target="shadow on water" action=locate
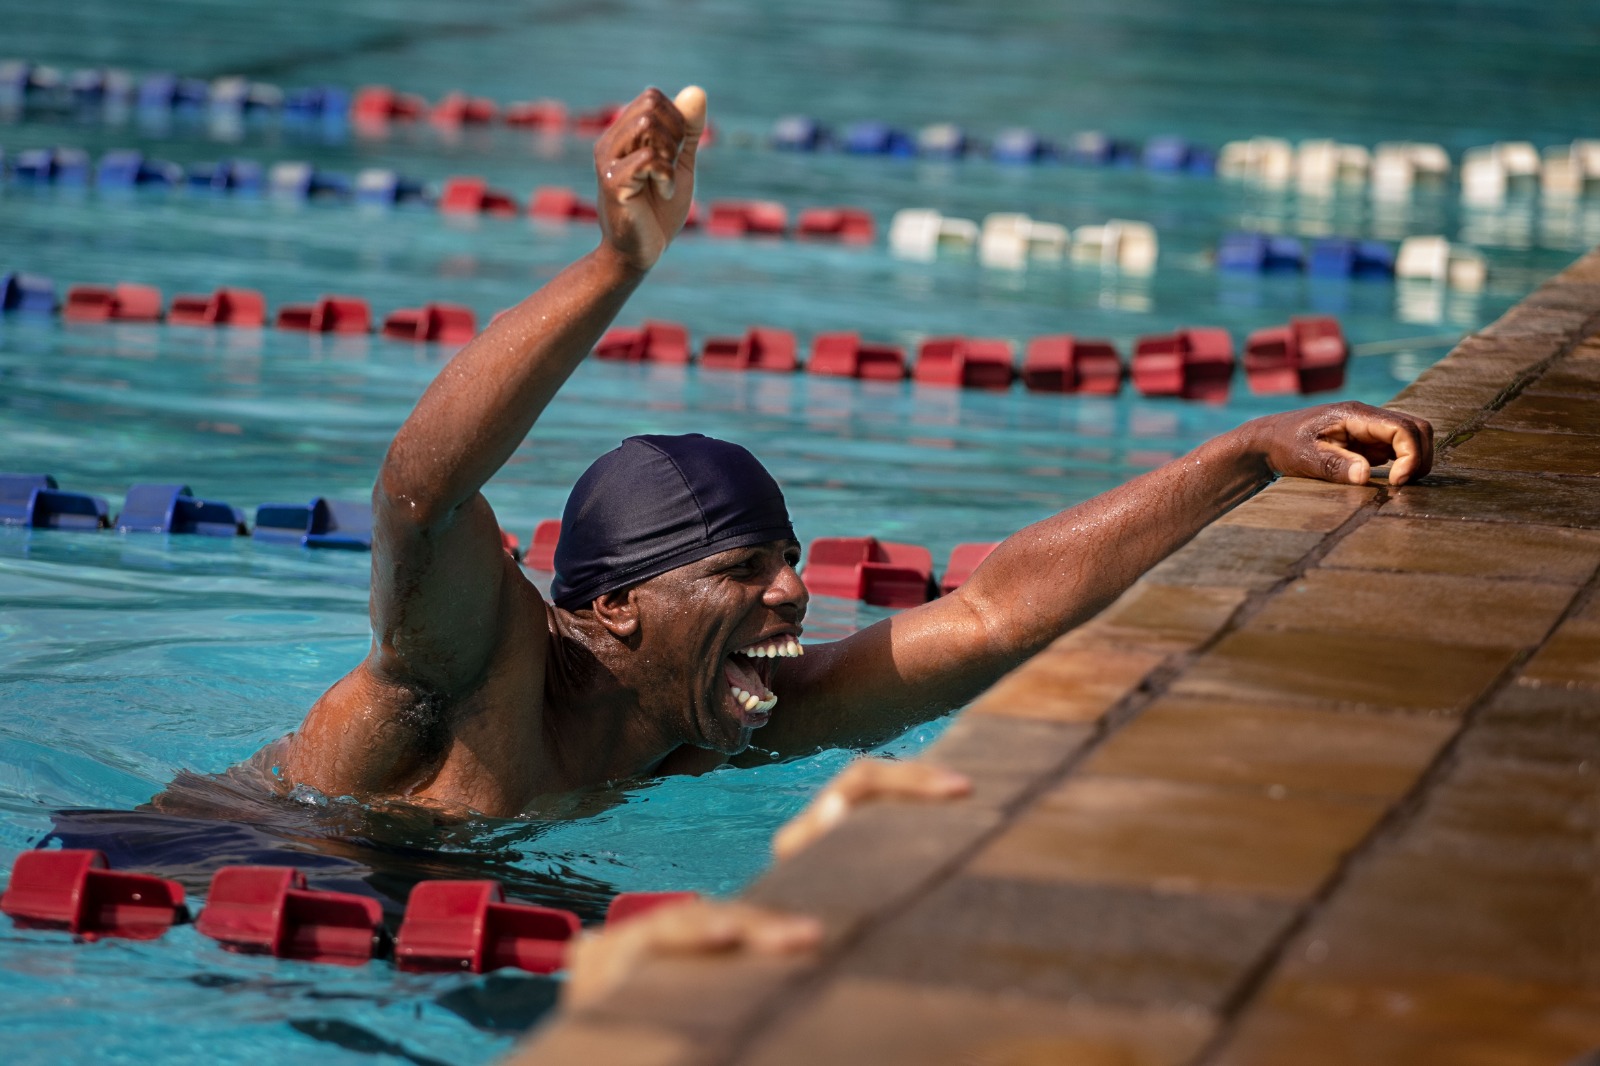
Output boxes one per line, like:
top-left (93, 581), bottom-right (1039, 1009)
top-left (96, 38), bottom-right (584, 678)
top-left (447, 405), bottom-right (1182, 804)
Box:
top-left (42, 753), bottom-right (625, 925)
top-left (36, 758), bottom-right (614, 1041)
top-left (288, 1020), bottom-right (457, 1066)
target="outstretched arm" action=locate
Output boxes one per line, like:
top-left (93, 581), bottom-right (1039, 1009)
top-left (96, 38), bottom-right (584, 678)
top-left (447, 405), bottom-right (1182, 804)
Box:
top-left (286, 87), bottom-right (706, 794)
top-left (759, 403), bottom-right (1433, 755)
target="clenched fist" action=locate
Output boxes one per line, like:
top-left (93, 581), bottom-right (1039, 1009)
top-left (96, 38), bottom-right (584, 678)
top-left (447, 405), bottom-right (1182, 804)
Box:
top-left (1248, 402), bottom-right (1435, 486)
top-left (593, 86), bottom-right (707, 273)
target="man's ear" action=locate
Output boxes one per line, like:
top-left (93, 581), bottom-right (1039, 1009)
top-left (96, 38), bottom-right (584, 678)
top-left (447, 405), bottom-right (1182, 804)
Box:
top-left (592, 587), bottom-right (640, 639)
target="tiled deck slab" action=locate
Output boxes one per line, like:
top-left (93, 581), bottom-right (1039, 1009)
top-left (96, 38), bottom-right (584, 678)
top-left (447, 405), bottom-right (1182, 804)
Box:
top-left (508, 247), bottom-right (1600, 1065)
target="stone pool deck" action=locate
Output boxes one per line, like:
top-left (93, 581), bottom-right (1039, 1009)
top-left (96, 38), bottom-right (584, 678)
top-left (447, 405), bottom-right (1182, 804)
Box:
top-left (511, 247), bottom-right (1600, 1066)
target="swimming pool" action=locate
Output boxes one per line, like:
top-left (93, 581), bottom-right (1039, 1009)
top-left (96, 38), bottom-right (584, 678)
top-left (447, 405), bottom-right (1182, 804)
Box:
top-left (2, 0), bottom-right (1596, 1062)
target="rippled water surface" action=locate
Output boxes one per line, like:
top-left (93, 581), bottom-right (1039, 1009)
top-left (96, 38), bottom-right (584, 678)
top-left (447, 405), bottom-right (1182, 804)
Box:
top-left (1, 0), bottom-right (1595, 1063)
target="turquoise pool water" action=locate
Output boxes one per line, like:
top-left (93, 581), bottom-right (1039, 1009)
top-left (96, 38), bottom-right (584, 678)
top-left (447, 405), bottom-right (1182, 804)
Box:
top-left (2, 0), bottom-right (1596, 1063)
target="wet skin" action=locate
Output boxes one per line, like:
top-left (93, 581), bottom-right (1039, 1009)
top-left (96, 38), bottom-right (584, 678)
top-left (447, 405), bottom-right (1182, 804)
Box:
top-left (280, 86), bottom-right (1435, 817)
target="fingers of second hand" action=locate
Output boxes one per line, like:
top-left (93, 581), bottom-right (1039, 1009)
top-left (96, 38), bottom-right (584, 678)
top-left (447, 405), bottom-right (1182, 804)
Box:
top-left (608, 146), bottom-right (657, 203)
top-left (653, 168), bottom-right (676, 202)
top-left (647, 141), bottom-right (678, 199)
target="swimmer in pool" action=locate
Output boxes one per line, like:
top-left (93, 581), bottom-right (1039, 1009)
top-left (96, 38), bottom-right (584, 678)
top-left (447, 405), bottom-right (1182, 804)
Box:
top-left (278, 86), bottom-right (1433, 817)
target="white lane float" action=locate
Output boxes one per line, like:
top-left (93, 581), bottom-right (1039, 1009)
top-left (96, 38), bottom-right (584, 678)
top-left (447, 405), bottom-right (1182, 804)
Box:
top-left (1396, 236), bottom-right (1487, 290)
top-left (887, 208), bottom-right (980, 260)
top-left (978, 213), bottom-right (1069, 269)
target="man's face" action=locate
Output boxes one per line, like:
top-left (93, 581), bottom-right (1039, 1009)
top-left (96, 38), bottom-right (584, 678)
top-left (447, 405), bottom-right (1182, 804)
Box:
top-left (628, 539), bottom-right (807, 754)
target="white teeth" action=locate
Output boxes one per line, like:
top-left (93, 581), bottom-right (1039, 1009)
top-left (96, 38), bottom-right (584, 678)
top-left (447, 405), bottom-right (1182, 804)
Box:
top-left (735, 637), bottom-right (803, 659)
top-left (728, 682), bottom-right (778, 714)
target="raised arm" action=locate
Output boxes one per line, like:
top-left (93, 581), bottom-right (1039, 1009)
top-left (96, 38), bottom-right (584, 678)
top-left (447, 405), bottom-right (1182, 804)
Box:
top-left (366, 87), bottom-right (705, 691)
top-left (286, 87), bottom-right (705, 793)
top-left (758, 403), bottom-right (1433, 755)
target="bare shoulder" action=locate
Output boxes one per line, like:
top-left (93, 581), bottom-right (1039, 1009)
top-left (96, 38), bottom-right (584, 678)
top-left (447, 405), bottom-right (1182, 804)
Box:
top-left (282, 665), bottom-right (439, 796)
top-left (284, 557), bottom-right (554, 802)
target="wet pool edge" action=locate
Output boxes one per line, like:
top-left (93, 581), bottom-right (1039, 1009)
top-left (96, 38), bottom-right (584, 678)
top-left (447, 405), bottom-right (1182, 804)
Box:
top-left (507, 242), bottom-right (1600, 1065)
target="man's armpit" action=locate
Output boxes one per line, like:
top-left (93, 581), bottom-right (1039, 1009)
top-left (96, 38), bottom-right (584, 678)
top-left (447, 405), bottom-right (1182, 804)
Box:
top-left (282, 666), bottom-right (448, 797)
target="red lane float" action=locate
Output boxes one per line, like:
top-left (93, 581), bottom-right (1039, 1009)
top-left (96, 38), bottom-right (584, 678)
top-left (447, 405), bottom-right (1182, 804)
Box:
top-left (169, 287), bottom-right (266, 328)
top-left (275, 295), bottom-right (372, 333)
top-left (431, 91), bottom-right (497, 126)
top-left (529, 186), bottom-right (600, 223)
top-left (573, 104), bottom-right (623, 136)
top-left (395, 880), bottom-right (579, 975)
top-left (504, 99), bottom-right (568, 131)
top-left (595, 320), bottom-right (691, 363)
top-left (1291, 316), bottom-right (1349, 393)
top-left (64, 282), bottom-right (163, 322)
top-left (808, 332), bottom-right (906, 380)
top-left (803, 536), bottom-right (936, 607)
top-left (1244, 315), bottom-right (1349, 395)
top-left (1022, 336), bottom-right (1123, 394)
top-left (605, 891), bottom-right (701, 926)
top-left (525, 519), bottom-right (561, 571)
top-left (1131, 327), bottom-right (1235, 401)
top-left (795, 207), bottom-right (875, 243)
top-left (1, 850), bottom-right (188, 940)
top-left (939, 542), bottom-right (999, 595)
top-left (381, 302), bottom-right (477, 343)
top-left (913, 337), bottom-right (1015, 389)
top-left (351, 85), bottom-right (428, 122)
top-left (195, 866), bottom-right (386, 965)
top-left (701, 327), bottom-right (798, 372)
top-left (439, 176), bottom-right (520, 216)
top-left (707, 200), bottom-right (788, 238)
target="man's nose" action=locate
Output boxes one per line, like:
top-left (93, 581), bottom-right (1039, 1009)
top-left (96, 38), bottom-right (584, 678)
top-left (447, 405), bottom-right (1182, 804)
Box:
top-left (764, 563), bottom-right (809, 618)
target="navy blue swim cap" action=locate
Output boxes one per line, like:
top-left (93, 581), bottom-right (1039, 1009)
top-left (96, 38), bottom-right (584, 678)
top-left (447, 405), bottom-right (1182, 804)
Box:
top-left (550, 434), bottom-right (795, 610)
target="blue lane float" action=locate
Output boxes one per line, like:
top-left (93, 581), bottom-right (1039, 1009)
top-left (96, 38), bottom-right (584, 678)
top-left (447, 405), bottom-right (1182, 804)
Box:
top-left (136, 72), bottom-right (210, 112)
top-left (0, 60), bottom-right (30, 102)
top-left (0, 475), bottom-right (370, 546)
top-left (67, 68), bottom-right (134, 106)
top-left (267, 160), bottom-right (352, 200)
top-left (1066, 131), bottom-right (1137, 166)
top-left (186, 158), bottom-right (266, 193)
top-left (355, 168), bottom-right (427, 206)
top-left (0, 474), bottom-right (110, 531)
top-left (283, 85), bottom-right (350, 121)
top-left (1308, 237), bottom-right (1397, 279)
top-left (0, 272), bottom-right (57, 313)
top-left (96, 150), bottom-right (184, 189)
top-left (13, 147), bottom-right (91, 185)
top-left (253, 498), bottom-right (373, 550)
top-left (1142, 136), bottom-right (1217, 174)
top-left (991, 128), bottom-right (1057, 164)
top-left (1219, 232), bottom-right (1397, 278)
top-left (1217, 232), bottom-right (1308, 273)
top-left (841, 121), bottom-right (915, 157)
top-left (771, 115), bottom-right (829, 152)
top-left (207, 77), bottom-right (283, 116)
top-left (116, 484), bottom-right (247, 536)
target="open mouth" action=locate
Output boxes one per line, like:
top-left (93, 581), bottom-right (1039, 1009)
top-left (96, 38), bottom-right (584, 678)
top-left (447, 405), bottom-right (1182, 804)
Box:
top-left (723, 634), bottom-right (803, 719)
